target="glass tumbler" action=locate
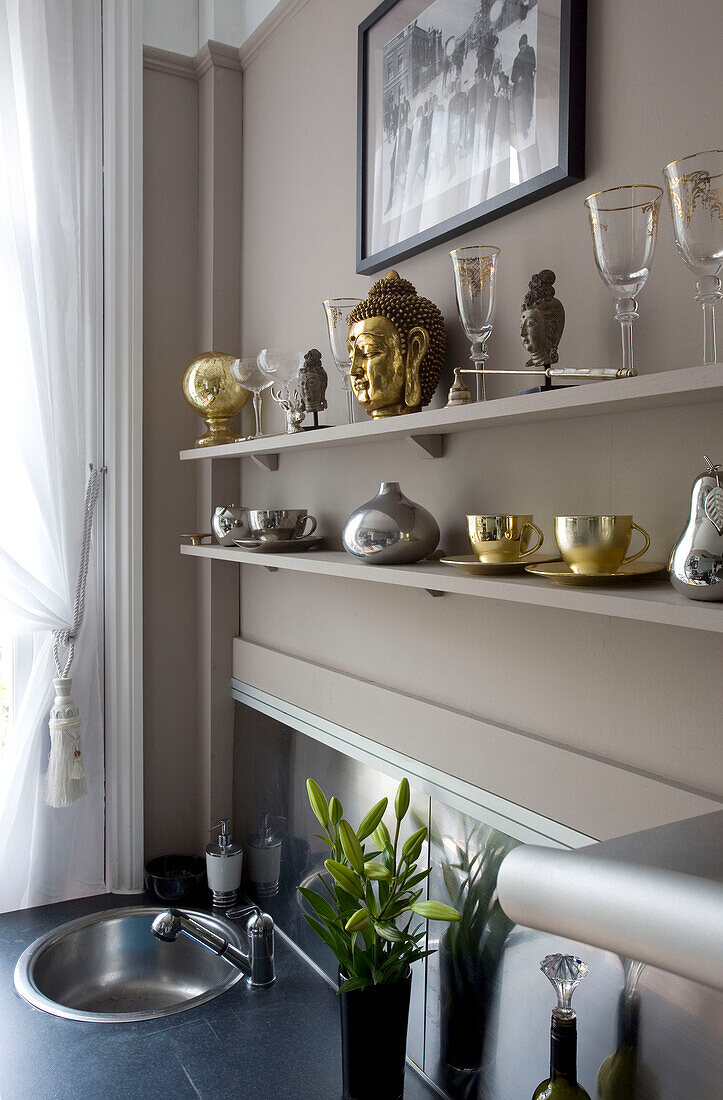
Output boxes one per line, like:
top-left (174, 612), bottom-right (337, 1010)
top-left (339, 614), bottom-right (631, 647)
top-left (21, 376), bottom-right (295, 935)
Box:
top-left (663, 150), bottom-right (723, 365)
top-left (584, 185), bottom-right (662, 376)
top-left (450, 245), bottom-right (500, 401)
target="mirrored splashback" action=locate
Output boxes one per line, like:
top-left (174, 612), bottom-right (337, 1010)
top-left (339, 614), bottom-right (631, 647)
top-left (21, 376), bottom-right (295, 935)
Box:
top-left (232, 696), bottom-right (722, 1100)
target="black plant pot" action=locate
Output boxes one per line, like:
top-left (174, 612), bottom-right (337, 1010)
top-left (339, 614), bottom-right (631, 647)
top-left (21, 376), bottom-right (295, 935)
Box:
top-left (339, 971), bottom-right (412, 1100)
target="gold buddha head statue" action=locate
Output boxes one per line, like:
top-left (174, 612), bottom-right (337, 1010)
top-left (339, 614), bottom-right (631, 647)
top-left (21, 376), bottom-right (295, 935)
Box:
top-left (346, 270), bottom-right (445, 418)
top-left (520, 269), bottom-right (565, 368)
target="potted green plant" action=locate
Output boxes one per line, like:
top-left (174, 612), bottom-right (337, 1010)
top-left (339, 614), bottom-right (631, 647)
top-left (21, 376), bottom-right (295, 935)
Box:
top-left (300, 776), bottom-right (460, 1100)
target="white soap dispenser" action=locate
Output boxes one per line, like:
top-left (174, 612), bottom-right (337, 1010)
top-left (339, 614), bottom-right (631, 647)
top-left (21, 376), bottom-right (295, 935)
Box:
top-left (205, 819), bottom-right (243, 908)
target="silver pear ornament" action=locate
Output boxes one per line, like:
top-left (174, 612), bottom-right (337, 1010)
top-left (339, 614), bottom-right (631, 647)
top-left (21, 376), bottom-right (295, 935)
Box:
top-left (669, 456), bottom-right (723, 601)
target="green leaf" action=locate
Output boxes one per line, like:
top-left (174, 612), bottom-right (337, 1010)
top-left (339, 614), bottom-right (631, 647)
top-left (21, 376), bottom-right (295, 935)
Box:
top-left (356, 797), bottom-right (388, 841)
top-left (373, 821), bottom-right (392, 851)
top-left (307, 778), bottom-right (329, 828)
top-left (338, 976), bottom-right (370, 993)
top-left (329, 796), bottom-right (343, 825)
top-left (339, 819), bottom-right (366, 876)
top-left (303, 915), bottom-right (346, 961)
top-left (325, 859), bottom-right (365, 899)
top-left (404, 868), bottom-right (431, 890)
top-left (313, 834), bottom-right (333, 848)
top-left (345, 908), bottom-right (370, 932)
top-left (374, 921), bottom-right (406, 943)
top-left (410, 900), bottom-right (461, 922)
top-left (298, 886), bottom-right (338, 924)
top-left (363, 860), bottom-right (390, 880)
top-left (394, 777), bottom-right (410, 821)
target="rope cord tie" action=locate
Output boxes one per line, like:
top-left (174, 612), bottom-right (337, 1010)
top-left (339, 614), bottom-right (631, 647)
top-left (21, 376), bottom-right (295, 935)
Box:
top-left (46, 464), bottom-right (105, 808)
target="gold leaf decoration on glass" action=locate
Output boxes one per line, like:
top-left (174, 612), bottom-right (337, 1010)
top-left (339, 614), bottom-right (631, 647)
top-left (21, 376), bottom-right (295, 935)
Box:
top-left (346, 271), bottom-right (445, 419)
top-left (583, 185), bottom-right (662, 377)
top-left (664, 150), bottom-right (723, 365)
top-left (452, 256), bottom-right (493, 301)
top-left (449, 245), bottom-right (500, 401)
top-left (182, 351), bottom-right (251, 448)
top-left (323, 298), bottom-right (361, 424)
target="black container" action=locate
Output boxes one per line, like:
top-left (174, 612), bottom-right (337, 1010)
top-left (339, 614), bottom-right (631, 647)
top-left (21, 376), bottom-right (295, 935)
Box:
top-left (144, 855), bottom-right (207, 903)
top-left (339, 970), bottom-right (412, 1100)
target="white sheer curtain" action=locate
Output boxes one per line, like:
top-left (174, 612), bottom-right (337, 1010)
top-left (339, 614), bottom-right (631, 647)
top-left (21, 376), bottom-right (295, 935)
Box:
top-left (0, 0), bottom-right (105, 911)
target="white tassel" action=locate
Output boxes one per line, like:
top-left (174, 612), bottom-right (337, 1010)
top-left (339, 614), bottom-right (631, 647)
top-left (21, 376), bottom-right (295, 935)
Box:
top-left (46, 677), bottom-right (87, 808)
top-left (45, 464), bottom-right (103, 809)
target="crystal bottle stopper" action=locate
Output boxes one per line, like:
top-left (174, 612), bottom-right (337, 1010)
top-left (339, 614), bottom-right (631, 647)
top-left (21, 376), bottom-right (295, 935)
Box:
top-left (540, 953), bottom-right (589, 1019)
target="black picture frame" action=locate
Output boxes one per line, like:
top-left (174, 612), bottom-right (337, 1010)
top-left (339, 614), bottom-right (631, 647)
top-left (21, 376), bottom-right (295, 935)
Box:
top-left (356, 0), bottom-right (587, 275)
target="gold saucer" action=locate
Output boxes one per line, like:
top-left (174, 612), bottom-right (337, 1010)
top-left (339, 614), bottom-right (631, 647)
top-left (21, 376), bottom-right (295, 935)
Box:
top-left (440, 553), bottom-right (560, 576)
top-left (524, 561), bottom-right (667, 585)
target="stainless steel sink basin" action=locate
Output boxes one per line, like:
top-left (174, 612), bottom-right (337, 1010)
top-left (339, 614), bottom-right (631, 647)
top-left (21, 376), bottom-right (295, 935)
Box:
top-left (14, 906), bottom-right (246, 1022)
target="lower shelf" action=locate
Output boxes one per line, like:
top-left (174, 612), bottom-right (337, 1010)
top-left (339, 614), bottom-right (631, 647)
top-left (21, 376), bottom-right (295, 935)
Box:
top-left (180, 545), bottom-right (723, 633)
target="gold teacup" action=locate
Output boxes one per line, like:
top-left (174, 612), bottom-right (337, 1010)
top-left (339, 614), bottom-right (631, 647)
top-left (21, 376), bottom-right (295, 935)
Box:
top-left (554, 515), bottom-right (650, 575)
top-left (467, 514), bottom-right (544, 562)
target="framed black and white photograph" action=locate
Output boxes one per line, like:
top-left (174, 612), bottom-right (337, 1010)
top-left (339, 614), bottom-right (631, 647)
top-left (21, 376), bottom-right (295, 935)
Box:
top-left (356, 0), bottom-right (586, 274)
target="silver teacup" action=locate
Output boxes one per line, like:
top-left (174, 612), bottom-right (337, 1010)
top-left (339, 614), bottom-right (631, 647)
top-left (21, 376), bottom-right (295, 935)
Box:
top-left (247, 509), bottom-right (317, 542)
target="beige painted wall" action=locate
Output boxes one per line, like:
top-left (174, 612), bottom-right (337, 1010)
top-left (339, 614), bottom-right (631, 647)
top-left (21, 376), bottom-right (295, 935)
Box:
top-left (142, 0), bottom-right (722, 858)
top-left (235, 0), bottom-right (723, 817)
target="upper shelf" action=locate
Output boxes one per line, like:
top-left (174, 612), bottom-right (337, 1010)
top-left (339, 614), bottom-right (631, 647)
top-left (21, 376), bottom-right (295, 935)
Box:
top-left (180, 365), bottom-right (723, 466)
top-left (180, 545), bottom-right (723, 634)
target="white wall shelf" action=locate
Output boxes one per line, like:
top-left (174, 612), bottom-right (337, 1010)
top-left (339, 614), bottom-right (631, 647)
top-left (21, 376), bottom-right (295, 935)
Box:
top-left (180, 545), bottom-right (723, 633)
top-left (179, 365), bottom-right (723, 467)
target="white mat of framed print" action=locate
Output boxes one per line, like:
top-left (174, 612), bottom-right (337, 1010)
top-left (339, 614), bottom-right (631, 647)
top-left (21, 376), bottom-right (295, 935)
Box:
top-left (356, 0), bottom-right (586, 274)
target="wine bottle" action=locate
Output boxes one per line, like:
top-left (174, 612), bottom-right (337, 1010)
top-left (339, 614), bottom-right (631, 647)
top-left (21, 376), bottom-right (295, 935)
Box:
top-left (532, 953), bottom-right (591, 1099)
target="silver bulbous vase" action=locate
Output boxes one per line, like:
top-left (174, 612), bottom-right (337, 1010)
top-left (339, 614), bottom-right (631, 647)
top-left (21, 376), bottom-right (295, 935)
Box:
top-left (342, 481), bottom-right (440, 565)
top-left (669, 457), bottom-right (723, 601)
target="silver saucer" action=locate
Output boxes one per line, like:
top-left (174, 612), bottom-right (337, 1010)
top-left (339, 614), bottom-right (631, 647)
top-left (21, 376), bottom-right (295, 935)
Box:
top-left (232, 536), bottom-right (322, 553)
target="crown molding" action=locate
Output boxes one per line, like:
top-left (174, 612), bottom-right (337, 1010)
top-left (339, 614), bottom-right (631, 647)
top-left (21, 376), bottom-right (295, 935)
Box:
top-left (143, 40), bottom-right (243, 81)
top-left (238, 0), bottom-right (313, 69)
top-left (143, 0), bottom-right (313, 78)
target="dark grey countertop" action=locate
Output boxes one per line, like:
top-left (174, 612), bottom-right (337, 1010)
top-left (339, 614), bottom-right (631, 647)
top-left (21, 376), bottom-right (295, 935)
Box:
top-left (0, 893), bottom-right (438, 1100)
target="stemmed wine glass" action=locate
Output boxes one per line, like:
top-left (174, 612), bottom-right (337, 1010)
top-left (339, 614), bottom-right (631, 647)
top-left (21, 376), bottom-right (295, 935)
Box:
top-left (230, 358), bottom-right (272, 439)
top-left (450, 246), bottom-right (500, 401)
top-left (323, 298), bottom-right (361, 424)
top-left (584, 185), bottom-right (662, 376)
top-left (663, 150), bottom-right (723, 365)
top-left (257, 349), bottom-right (305, 434)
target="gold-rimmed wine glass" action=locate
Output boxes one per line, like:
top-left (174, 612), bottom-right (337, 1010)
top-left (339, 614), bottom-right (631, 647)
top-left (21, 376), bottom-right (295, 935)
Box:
top-left (323, 298), bottom-right (361, 423)
top-left (584, 185), bottom-right (662, 376)
top-left (450, 245), bottom-right (500, 401)
top-left (663, 150), bottom-right (723, 365)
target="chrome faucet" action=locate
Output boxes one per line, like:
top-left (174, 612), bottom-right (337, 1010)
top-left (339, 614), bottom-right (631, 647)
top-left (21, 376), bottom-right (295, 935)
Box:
top-left (151, 905), bottom-right (275, 988)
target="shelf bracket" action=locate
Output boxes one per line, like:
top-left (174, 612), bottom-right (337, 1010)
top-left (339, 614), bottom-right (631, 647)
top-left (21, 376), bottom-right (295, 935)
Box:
top-left (251, 453), bottom-right (279, 472)
top-left (264, 565), bottom-right (278, 573)
top-left (407, 433), bottom-right (444, 459)
top-left (425, 589), bottom-right (445, 598)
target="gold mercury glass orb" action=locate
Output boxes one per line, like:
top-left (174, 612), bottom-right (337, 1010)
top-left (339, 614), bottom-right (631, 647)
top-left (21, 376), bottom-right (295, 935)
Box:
top-left (182, 351), bottom-right (251, 447)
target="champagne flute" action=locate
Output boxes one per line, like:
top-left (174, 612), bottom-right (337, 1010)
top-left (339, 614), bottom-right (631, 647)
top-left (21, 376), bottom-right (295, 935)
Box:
top-left (584, 185), bottom-right (662, 376)
top-left (450, 245), bottom-right (500, 401)
top-left (663, 150), bottom-right (723, 365)
top-left (230, 358), bottom-right (272, 439)
top-left (323, 298), bottom-right (361, 424)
